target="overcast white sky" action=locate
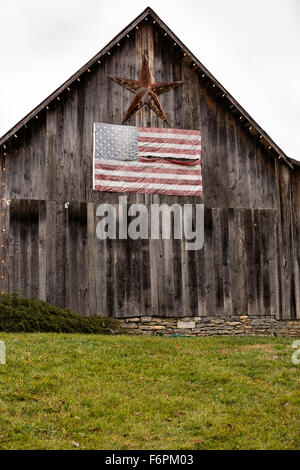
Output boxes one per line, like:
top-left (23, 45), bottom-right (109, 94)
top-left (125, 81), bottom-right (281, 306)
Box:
top-left (0, 0), bottom-right (299, 160)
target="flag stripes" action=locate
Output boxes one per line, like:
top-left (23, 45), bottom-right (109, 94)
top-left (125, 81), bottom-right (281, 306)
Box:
top-left (93, 124), bottom-right (202, 196)
top-left (138, 126), bottom-right (201, 161)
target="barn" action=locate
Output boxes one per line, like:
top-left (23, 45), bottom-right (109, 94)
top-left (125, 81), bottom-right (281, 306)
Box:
top-left (0, 7), bottom-right (299, 336)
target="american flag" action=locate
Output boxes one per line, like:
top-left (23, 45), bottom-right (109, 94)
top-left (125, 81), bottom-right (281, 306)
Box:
top-left (93, 123), bottom-right (202, 196)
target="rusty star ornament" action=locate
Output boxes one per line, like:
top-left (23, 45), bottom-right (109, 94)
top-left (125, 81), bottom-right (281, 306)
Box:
top-left (108, 54), bottom-right (183, 127)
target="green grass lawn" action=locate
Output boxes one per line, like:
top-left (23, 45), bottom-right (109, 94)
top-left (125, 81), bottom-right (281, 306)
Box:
top-left (0, 333), bottom-right (299, 450)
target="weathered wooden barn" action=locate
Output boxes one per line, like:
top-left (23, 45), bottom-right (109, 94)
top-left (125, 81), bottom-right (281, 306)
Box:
top-left (0, 8), bottom-right (299, 335)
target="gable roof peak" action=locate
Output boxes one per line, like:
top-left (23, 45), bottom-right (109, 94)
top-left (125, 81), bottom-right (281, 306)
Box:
top-left (0, 7), bottom-right (293, 168)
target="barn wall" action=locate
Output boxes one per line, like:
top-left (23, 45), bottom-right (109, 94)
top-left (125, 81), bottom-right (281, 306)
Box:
top-left (291, 166), bottom-right (300, 318)
top-left (5, 198), bottom-right (297, 320)
top-left (275, 162), bottom-right (300, 320)
top-left (1, 21), bottom-right (299, 321)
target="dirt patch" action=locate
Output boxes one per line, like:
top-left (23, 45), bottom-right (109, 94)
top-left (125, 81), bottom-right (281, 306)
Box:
top-left (221, 344), bottom-right (275, 354)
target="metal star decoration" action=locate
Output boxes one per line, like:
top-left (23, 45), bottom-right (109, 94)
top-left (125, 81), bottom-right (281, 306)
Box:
top-left (108, 54), bottom-right (184, 127)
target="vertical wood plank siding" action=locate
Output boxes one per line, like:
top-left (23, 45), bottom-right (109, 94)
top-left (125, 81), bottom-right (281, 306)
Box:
top-left (1, 21), bottom-right (299, 319)
top-left (6, 200), bottom-right (297, 319)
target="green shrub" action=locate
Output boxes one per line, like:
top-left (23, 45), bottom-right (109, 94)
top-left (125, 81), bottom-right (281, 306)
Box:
top-left (0, 293), bottom-right (124, 334)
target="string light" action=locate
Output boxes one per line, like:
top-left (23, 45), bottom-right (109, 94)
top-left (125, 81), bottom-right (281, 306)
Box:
top-left (46, 106), bottom-right (49, 110)
top-left (35, 115), bottom-right (38, 119)
top-left (57, 96), bottom-right (61, 101)
top-left (88, 69), bottom-right (91, 72)
top-left (97, 60), bottom-right (101, 64)
top-left (1, 127), bottom-right (6, 277)
top-left (77, 78), bottom-right (80, 82)
top-left (117, 43), bottom-right (120, 46)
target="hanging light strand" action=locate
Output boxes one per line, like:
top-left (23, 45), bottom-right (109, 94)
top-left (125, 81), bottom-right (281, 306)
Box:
top-left (0, 151), bottom-right (7, 294)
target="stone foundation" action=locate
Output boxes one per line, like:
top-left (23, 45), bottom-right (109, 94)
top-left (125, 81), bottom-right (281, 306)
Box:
top-left (120, 315), bottom-right (300, 337)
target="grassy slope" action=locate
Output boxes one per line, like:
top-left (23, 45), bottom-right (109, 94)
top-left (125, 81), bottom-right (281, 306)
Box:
top-left (0, 333), bottom-right (299, 450)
